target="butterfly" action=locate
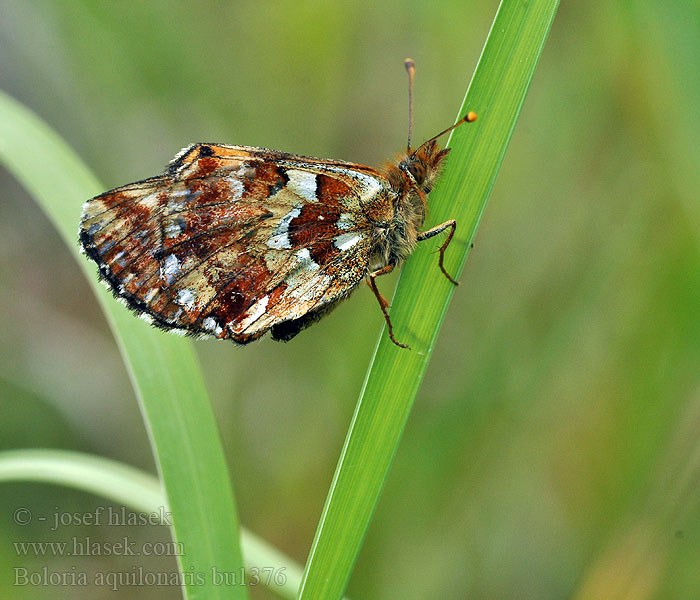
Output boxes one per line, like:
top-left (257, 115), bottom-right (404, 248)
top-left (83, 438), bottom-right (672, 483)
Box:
top-left (79, 60), bottom-right (476, 348)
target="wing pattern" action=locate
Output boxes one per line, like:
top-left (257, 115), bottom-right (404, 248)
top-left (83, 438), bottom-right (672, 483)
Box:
top-left (79, 144), bottom-right (395, 343)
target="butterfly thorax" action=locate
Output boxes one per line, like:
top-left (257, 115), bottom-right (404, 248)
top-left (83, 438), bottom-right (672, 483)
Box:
top-left (372, 140), bottom-right (450, 268)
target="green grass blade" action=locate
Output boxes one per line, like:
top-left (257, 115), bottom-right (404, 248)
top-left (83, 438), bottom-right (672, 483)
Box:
top-left (0, 449), bottom-right (163, 511)
top-left (0, 449), bottom-right (303, 600)
top-left (298, 1), bottom-right (560, 597)
top-left (0, 91), bottom-right (247, 599)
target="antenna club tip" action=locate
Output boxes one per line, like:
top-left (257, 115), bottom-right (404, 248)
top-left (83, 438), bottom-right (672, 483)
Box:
top-left (465, 111), bottom-right (478, 122)
top-left (404, 58), bottom-right (415, 71)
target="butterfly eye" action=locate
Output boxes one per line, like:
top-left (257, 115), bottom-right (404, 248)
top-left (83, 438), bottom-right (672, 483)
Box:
top-left (407, 162), bottom-right (425, 184)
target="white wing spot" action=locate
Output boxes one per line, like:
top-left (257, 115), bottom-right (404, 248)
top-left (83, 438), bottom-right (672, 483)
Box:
top-left (234, 295), bottom-right (270, 332)
top-left (164, 217), bottom-right (186, 238)
top-left (144, 288), bottom-right (158, 303)
top-left (333, 232), bottom-right (361, 251)
top-left (160, 254), bottom-right (180, 284)
top-left (176, 289), bottom-right (196, 310)
top-left (202, 317), bottom-right (224, 336)
top-left (284, 249), bottom-right (323, 301)
top-left (347, 170), bottom-right (383, 198)
top-left (225, 176), bottom-right (245, 202)
top-left (111, 251), bottom-right (126, 265)
top-left (337, 213), bottom-right (354, 230)
top-left (287, 170), bottom-right (317, 202)
top-left (268, 234), bottom-right (291, 250)
top-left (267, 205), bottom-right (302, 249)
top-left (141, 192), bottom-right (161, 210)
top-left (295, 248), bottom-right (320, 271)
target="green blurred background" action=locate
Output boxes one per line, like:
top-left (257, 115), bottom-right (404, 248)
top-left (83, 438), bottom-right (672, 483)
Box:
top-left (2, 1), bottom-right (700, 598)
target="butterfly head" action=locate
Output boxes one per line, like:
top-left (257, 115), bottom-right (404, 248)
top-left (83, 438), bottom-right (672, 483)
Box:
top-left (398, 140), bottom-right (450, 195)
top-left (398, 111), bottom-right (477, 197)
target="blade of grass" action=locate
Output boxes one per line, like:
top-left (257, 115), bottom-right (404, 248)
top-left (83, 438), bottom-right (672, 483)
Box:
top-left (0, 91), bottom-right (246, 599)
top-left (0, 449), bottom-right (303, 600)
top-left (298, 1), bottom-right (560, 597)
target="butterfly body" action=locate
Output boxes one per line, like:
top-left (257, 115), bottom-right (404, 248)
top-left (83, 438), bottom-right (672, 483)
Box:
top-left (378, 139), bottom-right (449, 267)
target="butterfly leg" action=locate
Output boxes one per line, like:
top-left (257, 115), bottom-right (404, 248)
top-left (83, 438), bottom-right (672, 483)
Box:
top-left (367, 263), bottom-right (409, 349)
top-left (417, 219), bottom-right (459, 285)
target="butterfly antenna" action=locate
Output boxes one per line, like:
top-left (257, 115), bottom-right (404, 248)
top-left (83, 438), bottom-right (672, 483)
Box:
top-left (405, 58), bottom-right (415, 152)
top-left (420, 111), bottom-right (478, 148)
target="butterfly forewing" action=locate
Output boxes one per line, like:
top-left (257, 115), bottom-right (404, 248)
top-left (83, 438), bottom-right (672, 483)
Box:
top-left (80, 144), bottom-right (390, 342)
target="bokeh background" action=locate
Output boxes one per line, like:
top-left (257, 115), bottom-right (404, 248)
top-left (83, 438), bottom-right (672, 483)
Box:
top-left (2, 1), bottom-right (700, 598)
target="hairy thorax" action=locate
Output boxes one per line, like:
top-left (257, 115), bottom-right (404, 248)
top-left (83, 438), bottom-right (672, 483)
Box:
top-left (370, 140), bottom-right (450, 271)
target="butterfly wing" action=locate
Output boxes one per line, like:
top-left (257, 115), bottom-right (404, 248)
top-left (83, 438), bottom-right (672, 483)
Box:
top-left (79, 144), bottom-right (393, 343)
